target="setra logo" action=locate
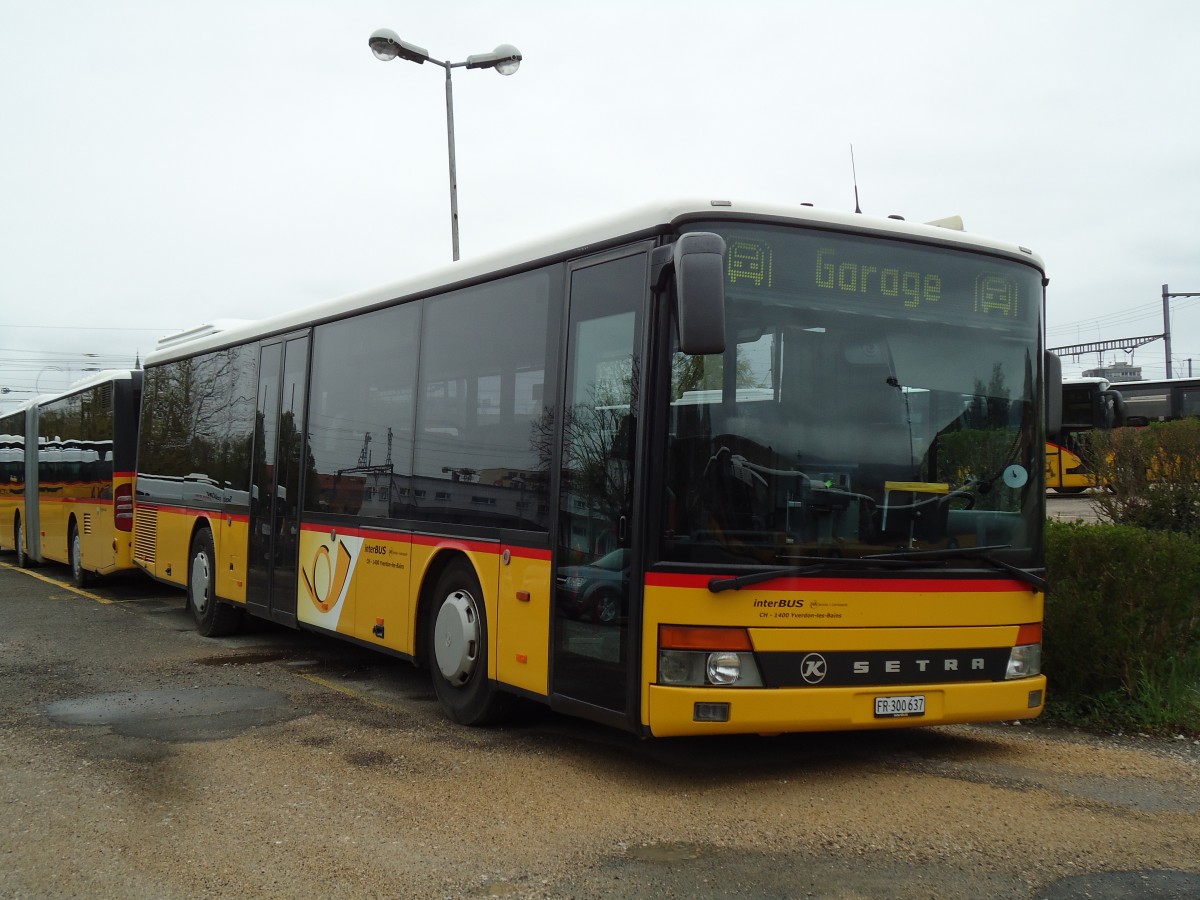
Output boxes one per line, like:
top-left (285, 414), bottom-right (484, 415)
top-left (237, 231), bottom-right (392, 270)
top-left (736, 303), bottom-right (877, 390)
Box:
top-left (301, 538), bottom-right (353, 613)
top-left (800, 652), bottom-right (828, 685)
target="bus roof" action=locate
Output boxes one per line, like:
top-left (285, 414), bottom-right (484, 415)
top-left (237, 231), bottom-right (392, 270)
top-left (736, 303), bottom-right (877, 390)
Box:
top-left (1111, 377), bottom-right (1200, 390)
top-left (33, 369), bottom-right (140, 407)
top-left (145, 198), bottom-right (1046, 366)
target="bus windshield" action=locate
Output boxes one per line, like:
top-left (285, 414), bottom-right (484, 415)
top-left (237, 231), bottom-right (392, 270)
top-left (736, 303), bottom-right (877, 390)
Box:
top-left (660, 224), bottom-right (1044, 568)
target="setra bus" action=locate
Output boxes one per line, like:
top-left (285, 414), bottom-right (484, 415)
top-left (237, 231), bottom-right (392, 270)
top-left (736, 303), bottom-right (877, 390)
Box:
top-left (0, 370), bottom-right (142, 584)
top-left (133, 200), bottom-right (1053, 737)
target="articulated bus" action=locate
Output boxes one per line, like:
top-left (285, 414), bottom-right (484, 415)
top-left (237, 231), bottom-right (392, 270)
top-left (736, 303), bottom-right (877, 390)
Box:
top-left (0, 370), bottom-right (142, 583)
top-left (1044, 376), bottom-right (1128, 493)
top-left (134, 200), bottom-right (1051, 737)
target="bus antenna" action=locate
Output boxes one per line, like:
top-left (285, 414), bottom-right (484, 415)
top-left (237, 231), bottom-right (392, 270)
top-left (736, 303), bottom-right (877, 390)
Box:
top-left (850, 144), bottom-right (862, 214)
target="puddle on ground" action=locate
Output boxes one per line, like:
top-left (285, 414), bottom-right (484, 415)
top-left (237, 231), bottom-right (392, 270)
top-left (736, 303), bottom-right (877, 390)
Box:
top-left (195, 650), bottom-right (297, 666)
top-left (627, 842), bottom-right (704, 862)
top-left (43, 685), bottom-right (303, 742)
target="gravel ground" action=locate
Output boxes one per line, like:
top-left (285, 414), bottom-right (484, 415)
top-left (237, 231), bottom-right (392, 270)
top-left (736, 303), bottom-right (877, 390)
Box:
top-left (2, 561), bottom-right (1199, 899)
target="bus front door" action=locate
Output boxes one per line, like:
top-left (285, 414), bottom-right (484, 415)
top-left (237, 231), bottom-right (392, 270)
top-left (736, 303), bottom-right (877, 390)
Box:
top-left (247, 334), bottom-right (310, 627)
top-left (551, 249), bottom-right (648, 721)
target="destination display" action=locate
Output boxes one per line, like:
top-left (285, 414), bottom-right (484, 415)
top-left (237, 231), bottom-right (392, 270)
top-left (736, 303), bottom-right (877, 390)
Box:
top-left (709, 225), bottom-right (1040, 327)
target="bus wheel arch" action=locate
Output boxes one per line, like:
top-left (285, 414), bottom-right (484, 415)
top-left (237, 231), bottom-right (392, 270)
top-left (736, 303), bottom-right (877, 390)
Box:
top-left (187, 524), bottom-right (242, 637)
top-left (421, 553), bottom-right (509, 726)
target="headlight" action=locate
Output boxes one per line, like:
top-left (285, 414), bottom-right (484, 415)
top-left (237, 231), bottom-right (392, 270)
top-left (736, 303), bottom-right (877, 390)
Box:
top-left (1006, 643), bottom-right (1042, 679)
top-left (658, 650), bottom-right (763, 687)
top-left (559, 576), bottom-right (587, 591)
top-left (707, 652), bottom-right (742, 685)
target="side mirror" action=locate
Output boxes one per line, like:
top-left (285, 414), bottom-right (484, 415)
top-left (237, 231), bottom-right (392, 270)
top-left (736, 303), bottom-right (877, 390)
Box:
top-left (673, 232), bottom-right (726, 355)
top-left (1044, 351), bottom-right (1062, 435)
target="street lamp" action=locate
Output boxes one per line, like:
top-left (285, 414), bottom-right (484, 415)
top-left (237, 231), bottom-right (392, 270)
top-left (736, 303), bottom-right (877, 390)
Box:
top-left (368, 28), bottom-right (522, 262)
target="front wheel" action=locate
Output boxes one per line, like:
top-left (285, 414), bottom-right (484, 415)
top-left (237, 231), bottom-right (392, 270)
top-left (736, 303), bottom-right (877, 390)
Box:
top-left (428, 562), bottom-right (509, 726)
top-left (188, 528), bottom-right (242, 637)
top-left (70, 525), bottom-right (93, 588)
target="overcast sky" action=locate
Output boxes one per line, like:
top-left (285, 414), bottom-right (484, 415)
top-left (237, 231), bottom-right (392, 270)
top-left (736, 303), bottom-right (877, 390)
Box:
top-left (2, 0), bottom-right (1198, 407)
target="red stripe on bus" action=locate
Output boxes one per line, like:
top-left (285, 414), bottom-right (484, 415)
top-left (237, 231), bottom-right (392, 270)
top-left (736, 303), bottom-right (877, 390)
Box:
top-left (645, 572), bottom-right (1030, 592)
top-left (296, 523), bottom-right (549, 559)
top-left (506, 546), bottom-right (552, 562)
top-left (411, 533), bottom-right (498, 555)
top-left (299, 522), bottom-right (413, 541)
top-left (41, 497), bottom-right (113, 507)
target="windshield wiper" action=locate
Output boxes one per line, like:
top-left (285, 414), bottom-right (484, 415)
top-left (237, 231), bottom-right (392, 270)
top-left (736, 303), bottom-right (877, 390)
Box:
top-left (865, 545), bottom-right (1048, 592)
top-left (708, 556), bottom-right (936, 593)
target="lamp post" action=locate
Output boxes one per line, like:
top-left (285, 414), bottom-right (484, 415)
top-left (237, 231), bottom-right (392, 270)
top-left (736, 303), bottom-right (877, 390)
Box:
top-left (368, 28), bottom-right (522, 262)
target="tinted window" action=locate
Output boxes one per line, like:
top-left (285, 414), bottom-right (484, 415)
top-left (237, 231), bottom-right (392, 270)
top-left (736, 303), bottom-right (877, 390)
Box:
top-left (0, 411), bottom-right (25, 490)
top-left (413, 267), bottom-right (555, 530)
top-left (138, 345), bottom-right (258, 507)
top-left (305, 303), bottom-right (420, 517)
top-left (38, 386), bottom-right (115, 492)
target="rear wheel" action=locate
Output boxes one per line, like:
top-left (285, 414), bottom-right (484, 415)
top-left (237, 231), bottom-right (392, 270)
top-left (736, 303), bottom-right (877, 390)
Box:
top-left (428, 562), bottom-right (509, 725)
top-left (188, 527), bottom-right (242, 637)
top-left (70, 525), bottom-right (93, 587)
top-left (15, 517), bottom-right (30, 569)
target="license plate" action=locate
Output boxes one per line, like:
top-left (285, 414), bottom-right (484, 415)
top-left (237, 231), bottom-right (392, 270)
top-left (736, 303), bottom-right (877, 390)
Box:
top-left (874, 694), bottom-right (925, 718)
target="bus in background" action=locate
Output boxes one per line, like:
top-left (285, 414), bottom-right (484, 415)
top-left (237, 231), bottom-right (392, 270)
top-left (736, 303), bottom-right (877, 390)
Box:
top-left (0, 371), bottom-right (143, 585)
top-left (1045, 376), bottom-right (1129, 493)
top-left (134, 199), bottom-right (1050, 737)
top-left (1110, 376), bottom-right (1200, 422)
top-left (0, 400), bottom-right (36, 567)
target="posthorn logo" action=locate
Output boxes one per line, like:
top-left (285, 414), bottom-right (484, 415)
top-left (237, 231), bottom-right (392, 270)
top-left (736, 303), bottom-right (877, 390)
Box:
top-left (800, 653), bottom-right (828, 684)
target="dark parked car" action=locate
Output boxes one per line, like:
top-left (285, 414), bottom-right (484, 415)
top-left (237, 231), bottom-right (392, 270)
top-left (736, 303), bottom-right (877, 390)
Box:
top-left (555, 548), bottom-right (629, 624)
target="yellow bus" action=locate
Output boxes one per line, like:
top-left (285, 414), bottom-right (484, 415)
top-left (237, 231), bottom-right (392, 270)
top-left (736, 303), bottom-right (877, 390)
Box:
top-left (1, 371), bottom-right (142, 584)
top-left (1, 401), bottom-right (35, 567)
top-left (134, 200), bottom-right (1050, 736)
top-left (1044, 376), bottom-right (1128, 493)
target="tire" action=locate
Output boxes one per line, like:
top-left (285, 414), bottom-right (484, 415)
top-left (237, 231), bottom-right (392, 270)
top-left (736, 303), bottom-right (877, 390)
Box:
top-left (70, 525), bottom-right (93, 588)
top-left (428, 562), bottom-right (509, 726)
top-left (188, 528), bottom-right (242, 637)
top-left (592, 590), bottom-right (621, 624)
top-left (15, 518), bottom-right (30, 569)
top-left (1053, 486), bottom-right (1087, 495)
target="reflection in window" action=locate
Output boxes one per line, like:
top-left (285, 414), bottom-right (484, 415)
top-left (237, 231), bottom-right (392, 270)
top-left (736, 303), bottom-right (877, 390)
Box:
top-left (137, 346), bottom-right (258, 508)
top-left (413, 267), bottom-right (554, 531)
top-left (305, 266), bottom-right (556, 531)
top-left (305, 303), bottom-right (420, 518)
top-left (38, 386), bottom-right (116, 496)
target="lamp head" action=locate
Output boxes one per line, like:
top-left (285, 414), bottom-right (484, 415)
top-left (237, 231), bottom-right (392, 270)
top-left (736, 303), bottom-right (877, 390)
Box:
top-left (465, 44), bottom-right (522, 75)
top-left (369, 28), bottom-right (430, 64)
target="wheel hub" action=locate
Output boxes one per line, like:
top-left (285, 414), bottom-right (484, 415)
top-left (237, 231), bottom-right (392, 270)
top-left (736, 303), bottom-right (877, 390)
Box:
top-left (190, 553), bottom-right (210, 613)
top-left (433, 590), bottom-right (479, 684)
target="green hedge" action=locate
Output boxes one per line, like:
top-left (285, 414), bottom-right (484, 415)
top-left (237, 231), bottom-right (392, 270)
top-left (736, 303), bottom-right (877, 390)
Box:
top-left (1044, 519), bottom-right (1200, 733)
top-left (1088, 419), bottom-right (1200, 533)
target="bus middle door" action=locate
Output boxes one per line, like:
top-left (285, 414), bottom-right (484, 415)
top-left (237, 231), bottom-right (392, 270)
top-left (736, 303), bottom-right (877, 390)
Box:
top-left (247, 333), bottom-right (310, 627)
